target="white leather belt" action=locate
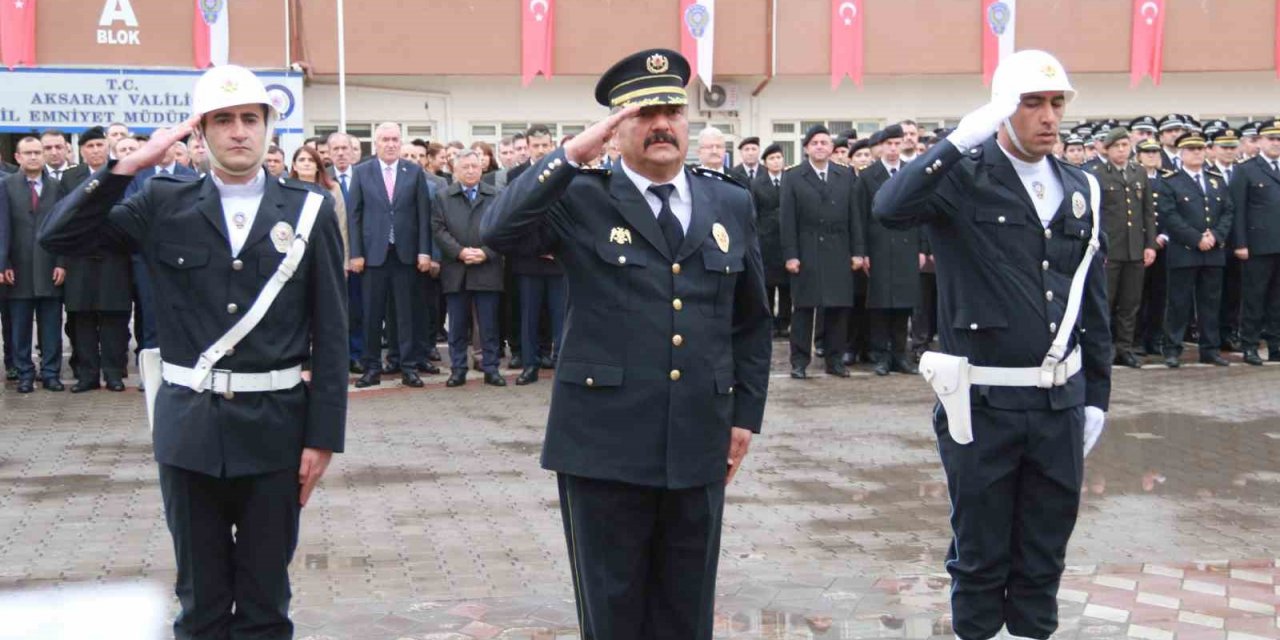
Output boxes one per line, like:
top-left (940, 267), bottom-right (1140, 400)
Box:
top-left (161, 362), bottom-right (303, 395)
top-left (969, 348), bottom-right (1082, 387)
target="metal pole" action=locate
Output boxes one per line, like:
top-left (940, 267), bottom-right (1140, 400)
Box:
top-left (337, 0), bottom-right (347, 131)
top-left (283, 0), bottom-right (290, 67)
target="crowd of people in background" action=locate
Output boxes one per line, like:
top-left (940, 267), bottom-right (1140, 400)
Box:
top-left (1, 110), bottom-right (1277, 393)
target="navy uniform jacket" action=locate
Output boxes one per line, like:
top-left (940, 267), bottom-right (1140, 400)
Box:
top-left (1156, 168), bottom-right (1234, 269)
top-left (348, 158), bottom-right (433, 267)
top-left (1229, 155), bottom-right (1280, 256)
top-left (40, 167), bottom-right (348, 478)
top-left (482, 148), bottom-right (772, 489)
top-left (853, 161), bottom-right (922, 310)
top-left (873, 137), bottom-right (1112, 411)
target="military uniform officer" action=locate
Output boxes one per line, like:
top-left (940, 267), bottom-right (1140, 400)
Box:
top-left (1239, 121), bottom-right (1261, 161)
top-left (481, 49), bottom-right (772, 640)
top-left (1210, 128), bottom-right (1244, 352)
top-left (874, 51), bottom-right (1112, 640)
top-left (1228, 119), bottom-right (1280, 364)
top-left (40, 65), bottom-right (348, 639)
top-left (1157, 114), bottom-right (1185, 172)
top-left (1088, 127), bottom-right (1157, 368)
top-left (1134, 139), bottom-right (1169, 355)
top-left (1062, 134), bottom-right (1087, 167)
top-left (1128, 115), bottom-right (1159, 147)
top-left (1157, 131), bottom-right (1234, 367)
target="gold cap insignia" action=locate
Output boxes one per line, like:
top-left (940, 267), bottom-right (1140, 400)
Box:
top-left (1041, 64), bottom-right (1057, 79)
top-left (646, 53), bottom-right (669, 74)
top-left (712, 222), bottom-right (730, 253)
top-left (220, 79), bottom-right (239, 93)
top-left (609, 227), bottom-right (633, 245)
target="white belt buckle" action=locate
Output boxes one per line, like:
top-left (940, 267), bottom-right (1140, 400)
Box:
top-left (209, 368), bottom-right (234, 398)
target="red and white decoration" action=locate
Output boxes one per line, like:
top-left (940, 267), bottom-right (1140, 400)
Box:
top-left (981, 0), bottom-right (1016, 86)
top-left (521, 0), bottom-right (554, 86)
top-left (0, 0), bottom-right (37, 70)
top-left (830, 0), bottom-right (864, 88)
top-left (1129, 0), bottom-right (1166, 86)
top-left (192, 0), bottom-right (229, 68)
top-left (680, 0), bottom-right (715, 89)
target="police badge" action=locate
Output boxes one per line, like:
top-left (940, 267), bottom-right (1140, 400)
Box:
top-left (609, 227), bottom-right (632, 245)
top-left (1071, 192), bottom-right (1086, 219)
top-left (712, 222), bottom-right (730, 253)
top-left (271, 221), bottom-right (294, 253)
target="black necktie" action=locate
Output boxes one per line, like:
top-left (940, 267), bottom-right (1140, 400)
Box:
top-left (1271, 161), bottom-right (1279, 175)
top-left (648, 184), bottom-right (684, 254)
top-left (890, 167), bottom-right (898, 176)
top-left (773, 177), bottom-right (780, 188)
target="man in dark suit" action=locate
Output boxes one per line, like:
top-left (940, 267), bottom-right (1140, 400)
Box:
top-left (432, 149), bottom-right (506, 387)
top-left (1229, 118), bottom-right (1280, 365)
top-left (483, 49), bottom-right (771, 640)
top-left (508, 124), bottom-right (563, 385)
top-left (327, 131), bottom-right (365, 372)
top-left (780, 124), bottom-right (858, 379)
top-left (728, 136), bottom-right (762, 184)
top-left (348, 122), bottom-right (434, 388)
top-left (751, 143), bottom-right (790, 336)
top-left (853, 124), bottom-right (921, 376)
top-left (1158, 131), bottom-right (1234, 368)
top-left (42, 65), bottom-right (347, 638)
top-left (1, 137), bottom-right (66, 393)
top-left (874, 50), bottom-right (1111, 640)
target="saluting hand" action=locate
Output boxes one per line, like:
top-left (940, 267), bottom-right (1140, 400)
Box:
top-left (726, 427), bottom-right (753, 485)
top-left (299, 447), bottom-right (333, 507)
top-left (113, 115), bottom-right (201, 177)
top-left (562, 105), bottom-right (641, 166)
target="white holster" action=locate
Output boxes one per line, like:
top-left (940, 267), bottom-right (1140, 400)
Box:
top-left (919, 351), bottom-right (974, 444)
top-left (139, 347), bottom-right (162, 432)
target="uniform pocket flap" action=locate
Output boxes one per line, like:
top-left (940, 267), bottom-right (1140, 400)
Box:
top-left (974, 208), bottom-right (1025, 225)
top-left (951, 307), bottom-right (1009, 331)
top-left (701, 248), bottom-right (745, 274)
top-left (714, 369), bottom-right (736, 395)
top-left (156, 243), bottom-right (209, 270)
top-left (557, 360), bottom-right (625, 387)
top-left (594, 240), bottom-right (648, 267)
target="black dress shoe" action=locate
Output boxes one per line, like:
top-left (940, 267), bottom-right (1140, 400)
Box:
top-left (416, 362), bottom-right (441, 375)
top-left (824, 362), bottom-right (851, 378)
top-left (1116, 351), bottom-right (1142, 369)
top-left (446, 371), bottom-right (467, 387)
top-left (105, 380), bottom-right (126, 392)
top-left (891, 357), bottom-right (918, 375)
top-left (354, 371), bottom-right (382, 388)
top-left (43, 379), bottom-right (65, 392)
top-left (873, 360), bottom-right (891, 376)
top-left (70, 380), bottom-right (100, 393)
top-left (515, 367), bottom-right (539, 385)
top-left (401, 371), bottom-right (425, 387)
top-left (426, 348), bottom-right (443, 362)
top-left (1164, 355), bottom-right (1180, 368)
top-left (789, 366), bottom-right (807, 379)
top-left (349, 361), bottom-right (365, 374)
top-left (1199, 353), bottom-right (1230, 366)
top-left (484, 371), bottom-right (507, 387)
top-left (16, 380), bottom-right (34, 393)
top-left (508, 356), bottom-right (523, 370)
top-left (1243, 349), bottom-right (1264, 366)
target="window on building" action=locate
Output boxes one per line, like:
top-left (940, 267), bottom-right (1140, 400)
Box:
top-left (470, 122), bottom-right (591, 147)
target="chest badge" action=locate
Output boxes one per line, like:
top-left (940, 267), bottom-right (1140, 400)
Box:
top-left (712, 222), bottom-right (730, 253)
top-left (609, 227), bottom-right (632, 245)
top-left (1209, 177), bottom-right (1219, 190)
top-left (1071, 191), bottom-right (1086, 219)
top-left (271, 221), bottom-right (294, 253)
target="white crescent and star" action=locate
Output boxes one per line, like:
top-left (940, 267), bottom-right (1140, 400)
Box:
top-left (838, 1), bottom-right (857, 26)
top-left (1140, 1), bottom-right (1159, 25)
top-left (530, 0), bottom-right (548, 21)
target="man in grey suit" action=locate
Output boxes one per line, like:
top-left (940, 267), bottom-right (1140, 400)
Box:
top-left (348, 122), bottom-right (434, 388)
top-left (0, 137), bottom-right (66, 392)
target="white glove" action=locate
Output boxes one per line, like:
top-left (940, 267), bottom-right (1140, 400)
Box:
top-left (1083, 406), bottom-right (1106, 457)
top-left (947, 95), bottom-right (1020, 153)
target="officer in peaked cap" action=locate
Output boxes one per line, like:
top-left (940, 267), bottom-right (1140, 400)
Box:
top-left (1157, 130), bottom-right (1234, 367)
top-left (1129, 115), bottom-right (1158, 145)
top-left (483, 48), bottom-right (772, 639)
top-left (1239, 121), bottom-right (1261, 160)
top-left (1157, 114), bottom-right (1186, 171)
top-left (41, 65), bottom-right (348, 638)
top-left (1209, 128), bottom-right (1245, 353)
top-left (1062, 134), bottom-right (1087, 166)
top-left (1228, 118), bottom-right (1280, 365)
top-left (874, 50), bottom-right (1112, 640)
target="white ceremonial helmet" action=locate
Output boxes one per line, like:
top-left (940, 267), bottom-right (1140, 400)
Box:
top-left (990, 49), bottom-right (1076, 105)
top-left (190, 65), bottom-right (278, 176)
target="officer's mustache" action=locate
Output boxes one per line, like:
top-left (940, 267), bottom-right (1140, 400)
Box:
top-left (644, 133), bottom-right (679, 149)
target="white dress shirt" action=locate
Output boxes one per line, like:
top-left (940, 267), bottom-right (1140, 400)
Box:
top-left (808, 160), bottom-right (830, 182)
top-left (620, 159), bottom-right (691, 233)
top-left (213, 168), bottom-right (266, 257)
top-left (998, 144), bottom-right (1063, 228)
top-left (333, 166), bottom-right (353, 188)
top-left (881, 159), bottom-right (902, 175)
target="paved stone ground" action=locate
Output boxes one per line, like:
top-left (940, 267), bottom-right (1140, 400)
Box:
top-left (1, 342), bottom-right (1279, 639)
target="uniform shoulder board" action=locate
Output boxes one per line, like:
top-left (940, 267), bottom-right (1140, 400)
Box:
top-left (692, 166), bottom-right (747, 189)
top-left (1160, 169), bottom-right (1178, 178)
top-left (274, 175), bottom-right (312, 191)
top-left (784, 162), bottom-right (803, 172)
top-left (1204, 168), bottom-right (1224, 178)
top-left (577, 166), bottom-right (611, 176)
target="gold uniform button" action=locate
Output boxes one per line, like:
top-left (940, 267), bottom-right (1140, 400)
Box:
top-left (673, 298), bottom-right (683, 311)
top-left (672, 335), bottom-right (683, 347)
top-left (232, 259), bottom-right (244, 271)
top-left (223, 391), bottom-right (235, 400)
top-left (669, 369), bottom-right (681, 381)
top-left (227, 303), bottom-right (239, 314)
top-left (672, 263), bottom-right (681, 274)
top-left (585, 377), bottom-right (595, 387)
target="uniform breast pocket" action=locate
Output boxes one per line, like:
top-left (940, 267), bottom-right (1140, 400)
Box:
top-left (699, 248), bottom-right (745, 318)
top-left (154, 242), bottom-right (209, 308)
top-left (592, 240), bottom-right (647, 311)
top-left (973, 207), bottom-right (1026, 246)
top-left (1063, 217), bottom-right (1092, 240)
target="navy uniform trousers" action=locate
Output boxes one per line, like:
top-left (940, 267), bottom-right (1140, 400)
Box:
top-left (935, 403), bottom-right (1084, 640)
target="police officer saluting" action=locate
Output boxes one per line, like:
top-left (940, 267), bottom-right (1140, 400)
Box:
top-left (40, 66), bottom-right (348, 638)
top-left (482, 49), bottom-right (772, 639)
top-left (874, 51), bottom-right (1112, 640)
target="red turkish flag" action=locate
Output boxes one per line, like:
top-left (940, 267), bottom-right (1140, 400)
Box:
top-left (521, 0), bottom-right (554, 86)
top-left (830, 0), bottom-right (863, 88)
top-left (1129, 0), bottom-right (1166, 87)
top-left (0, 0), bottom-right (37, 70)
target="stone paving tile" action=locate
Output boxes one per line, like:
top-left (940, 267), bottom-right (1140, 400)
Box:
top-left (1, 344), bottom-right (1278, 638)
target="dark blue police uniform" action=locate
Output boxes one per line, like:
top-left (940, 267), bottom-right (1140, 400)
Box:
top-left (1228, 150), bottom-right (1280, 360)
top-left (41, 166), bottom-right (348, 639)
top-left (873, 136), bottom-right (1112, 640)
